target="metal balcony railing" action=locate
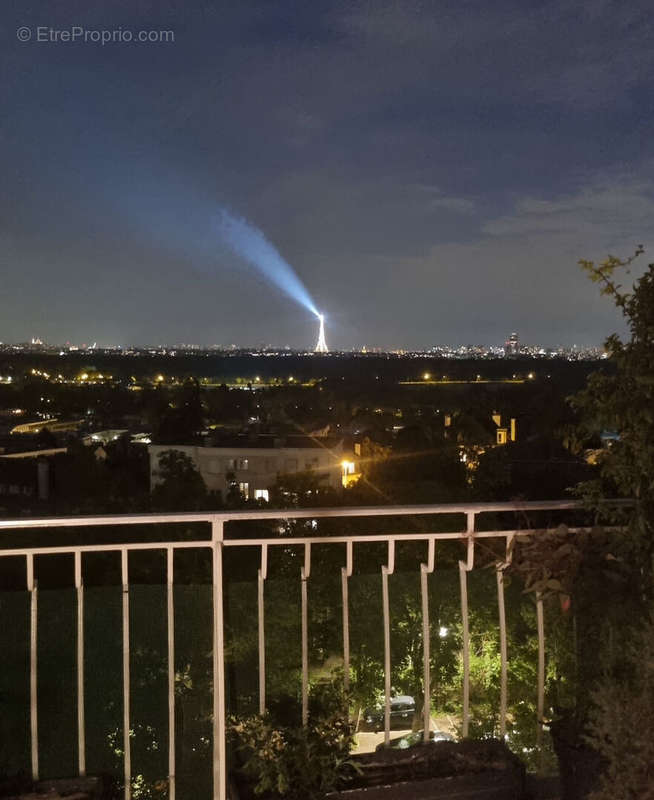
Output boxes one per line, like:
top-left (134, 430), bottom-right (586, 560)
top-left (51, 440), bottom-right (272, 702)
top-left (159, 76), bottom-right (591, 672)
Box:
top-left (0, 501), bottom-right (601, 800)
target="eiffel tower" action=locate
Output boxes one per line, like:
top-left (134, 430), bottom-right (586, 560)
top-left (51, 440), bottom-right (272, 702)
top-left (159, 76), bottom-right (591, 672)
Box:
top-left (315, 314), bottom-right (328, 353)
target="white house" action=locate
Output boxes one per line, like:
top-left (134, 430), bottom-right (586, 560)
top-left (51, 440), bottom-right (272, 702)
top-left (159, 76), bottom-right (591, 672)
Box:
top-left (149, 435), bottom-right (354, 501)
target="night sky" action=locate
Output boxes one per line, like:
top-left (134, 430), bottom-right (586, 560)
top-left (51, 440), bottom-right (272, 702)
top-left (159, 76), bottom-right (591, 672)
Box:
top-left (2, 0), bottom-right (654, 349)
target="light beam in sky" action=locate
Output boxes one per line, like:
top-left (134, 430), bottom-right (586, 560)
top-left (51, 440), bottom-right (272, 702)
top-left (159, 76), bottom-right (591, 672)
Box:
top-left (217, 208), bottom-right (319, 317)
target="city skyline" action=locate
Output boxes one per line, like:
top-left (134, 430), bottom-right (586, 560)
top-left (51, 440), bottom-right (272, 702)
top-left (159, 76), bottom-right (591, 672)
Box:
top-left (0, 332), bottom-right (607, 358)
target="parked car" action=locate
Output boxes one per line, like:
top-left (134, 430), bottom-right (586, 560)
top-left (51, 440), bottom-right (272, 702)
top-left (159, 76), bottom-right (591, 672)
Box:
top-left (375, 729), bottom-right (456, 751)
top-left (363, 695), bottom-right (416, 732)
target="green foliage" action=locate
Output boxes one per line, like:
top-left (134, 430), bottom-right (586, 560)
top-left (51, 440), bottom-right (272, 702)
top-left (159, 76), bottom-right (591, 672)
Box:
top-left (348, 646), bottom-right (384, 722)
top-left (151, 448), bottom-right (214, 510)
top-left (361, 443), bottom-right (468, 504)
top-left (229, 681), bottom-right (359, 800)
top-left (572, 248), bottom-right (654, 592)
top-left (584, 616), bottom-right (654, 800)
top-left (269, 470), bottom-right (341, 508)
top-left (509, 526), bottom-right (584, 603)
top-left (519, 248), bottom-right (654, 745)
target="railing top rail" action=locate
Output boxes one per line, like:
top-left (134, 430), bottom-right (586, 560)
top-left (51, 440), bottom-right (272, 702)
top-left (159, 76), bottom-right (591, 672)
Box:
top-left (0, 526), bottom-right (608, 559)
top-left (0, 499), bottom-right (596, 531)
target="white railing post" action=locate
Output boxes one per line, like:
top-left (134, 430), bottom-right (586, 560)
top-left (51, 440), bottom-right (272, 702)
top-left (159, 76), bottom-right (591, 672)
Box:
top-left (27, 553), bottom-right (38, 782)
top-left (536, 592), bottom-right (545, 771)
top-left (496, 570), bottom-right (507, 738)
top-left (341, 541), bottom-right (353, 693)
top-left (212, 520), bottom-right (227, 800)
top-left (301, 543), bottom-right (311, 727)
top-left (382, 540), bottom-right (395, 745)
top-left (167, 546), bottom-right (175, 800)
top-left (74, 551), bottom-right (85, 776)
top-left (421, 539), bottom-right (436, 741)
top-left (496, 533), bottom-right (514, 739)
top-left (459, 512), bottom-right (476, 738)
top-left (258, 544), bottom-right (268, 716)
top-left (121, 549), bottom-right (131, 800)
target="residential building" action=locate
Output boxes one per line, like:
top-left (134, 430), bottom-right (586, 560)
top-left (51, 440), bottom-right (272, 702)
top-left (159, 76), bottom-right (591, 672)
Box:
top-left (149, 435), bottom-right (355, 500)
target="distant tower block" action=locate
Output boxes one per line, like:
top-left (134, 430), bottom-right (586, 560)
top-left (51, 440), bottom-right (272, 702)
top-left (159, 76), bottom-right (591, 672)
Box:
top-left (504, 331), bottom-right (519, 356)
top-left (315, 314), bottom-right (328, 353)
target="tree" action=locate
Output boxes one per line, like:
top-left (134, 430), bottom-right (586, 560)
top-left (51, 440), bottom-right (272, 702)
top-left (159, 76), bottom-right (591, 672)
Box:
top-left (584, 616), bottom-right (654, 800)
top-left (534, 250), bottom-right (654, 793)
top-left (155, 379), bottom-right (204, 444)
top-left (151, 449), bottom-right (213, 511)
top-left (269, 470), bottom-right (341, 508)
top-left (571, 247), bottom-right (654, 594)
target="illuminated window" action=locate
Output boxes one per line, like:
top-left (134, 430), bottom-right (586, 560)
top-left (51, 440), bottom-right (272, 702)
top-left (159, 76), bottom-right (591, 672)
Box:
top-left (496, 429), bottom-right (508, 445)
top-left (254, 489), bottom-right (269, 502)
top-left (238, 482), bottom-right (249, 499)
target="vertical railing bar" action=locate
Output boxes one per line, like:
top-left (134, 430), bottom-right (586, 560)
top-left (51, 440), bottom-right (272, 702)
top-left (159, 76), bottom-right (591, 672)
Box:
top-left (75, 550), bottom-right (86, 776)
top-left (301, 542), bottom-right (311, 727)
top-left (494, 532), bottom-right (514, 741)
top-left (382, 540), bottom-right (395, 745)
top-left (167, 546), bottom-right (175, 800)
top-left (420, 567), bottom-right (430, 740)
top-left (459, 514), bottom-right (475, 738)
top-left (121, 549), bottom-right (131, 800)
top-left (386, 539), bottom-right (395, 575)
top-left (459, 562), bottom-right (470, 738)
top-left (212, 521), bottom-right (227, 800)
top-left (342, 541), bottom-right (353, 692)
top-left (341, 569), bottom-right (350, 693)
top-left (496, 568), bottom-right (508, 738)
top-left (382, 566), bottom-right (391, 745)
top-left (258, 543), bottom-right (268, 716)
top-left (421, 539), bottom-right (436, 742)
top-left (27, 553), bottom-right (38, 782)
top-left (536, 592), bottom-right (545, 771)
